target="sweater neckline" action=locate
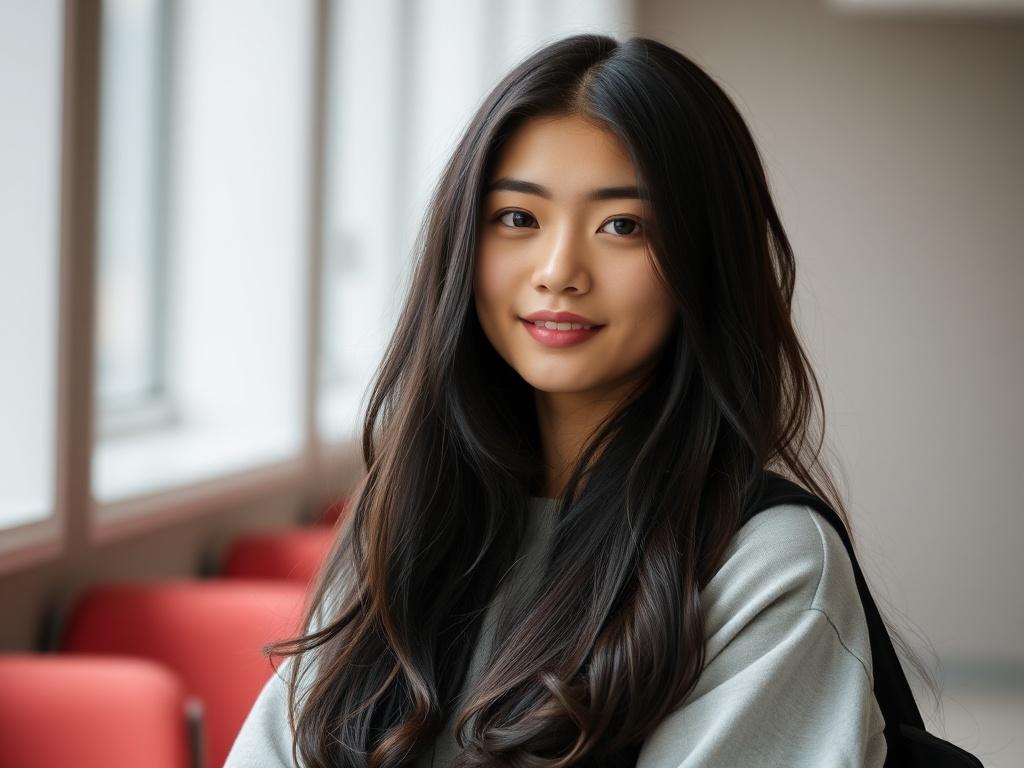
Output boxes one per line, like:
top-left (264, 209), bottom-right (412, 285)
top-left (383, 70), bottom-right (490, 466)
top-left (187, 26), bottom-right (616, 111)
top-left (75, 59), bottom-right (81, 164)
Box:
top-left (528, 495), bottom-right (559, 513)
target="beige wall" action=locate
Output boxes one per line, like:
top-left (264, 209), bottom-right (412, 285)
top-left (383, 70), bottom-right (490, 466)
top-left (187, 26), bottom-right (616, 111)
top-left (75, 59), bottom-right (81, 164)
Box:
top-left (637, 0), bottom-right (1024, 675)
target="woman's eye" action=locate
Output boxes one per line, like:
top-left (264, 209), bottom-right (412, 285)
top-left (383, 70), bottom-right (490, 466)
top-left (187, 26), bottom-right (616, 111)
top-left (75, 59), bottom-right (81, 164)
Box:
top-left (497, 210), bottom-right (537, 229)
top-left (600, 217), bottom-right (643, 237)
top-left (495, 210), bottom-right (642, 237)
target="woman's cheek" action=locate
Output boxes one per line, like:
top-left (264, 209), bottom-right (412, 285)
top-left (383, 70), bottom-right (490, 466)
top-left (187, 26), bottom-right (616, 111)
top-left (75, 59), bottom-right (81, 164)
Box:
top-left (475, 238), bottom-right (519, 299)
top-left (474, 245), bottom-right (518, 354)
top-left (607, 262), bottom-right (675, 353)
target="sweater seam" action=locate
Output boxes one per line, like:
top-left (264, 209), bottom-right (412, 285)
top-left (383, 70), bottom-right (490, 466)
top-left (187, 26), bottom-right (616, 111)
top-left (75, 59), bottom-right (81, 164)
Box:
top-left (803, 605), bottom-right (874, 687)
top-left (801, 507), bottom-right (874, 687)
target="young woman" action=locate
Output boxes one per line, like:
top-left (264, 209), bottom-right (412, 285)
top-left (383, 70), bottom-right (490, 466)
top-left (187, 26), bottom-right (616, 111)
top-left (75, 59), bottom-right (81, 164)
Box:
top-left (226, 34), bottom-right (935, 767)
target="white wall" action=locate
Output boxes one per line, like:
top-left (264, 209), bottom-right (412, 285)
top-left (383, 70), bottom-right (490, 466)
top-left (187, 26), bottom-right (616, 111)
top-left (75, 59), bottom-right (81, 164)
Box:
top-left (637, 0), bottom-right (1024, 673)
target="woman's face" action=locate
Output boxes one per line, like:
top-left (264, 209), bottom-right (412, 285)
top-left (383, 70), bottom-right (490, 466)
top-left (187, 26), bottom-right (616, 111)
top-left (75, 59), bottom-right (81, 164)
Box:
top-left (474, 114), bottom-right (676, 399)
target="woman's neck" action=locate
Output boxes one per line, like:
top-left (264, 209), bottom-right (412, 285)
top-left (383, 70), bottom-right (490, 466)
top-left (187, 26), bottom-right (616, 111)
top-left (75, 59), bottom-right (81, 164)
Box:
top-left (533, 382), bottom-right (636, 497)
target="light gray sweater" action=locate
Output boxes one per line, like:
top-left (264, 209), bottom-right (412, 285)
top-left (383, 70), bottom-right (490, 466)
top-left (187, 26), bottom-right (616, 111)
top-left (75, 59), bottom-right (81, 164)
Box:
top-left (225, 498), bottom-right (886, 767)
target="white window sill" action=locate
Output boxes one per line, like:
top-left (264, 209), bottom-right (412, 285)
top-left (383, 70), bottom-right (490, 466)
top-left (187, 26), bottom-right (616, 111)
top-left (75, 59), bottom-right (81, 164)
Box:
top-left (91, 420), bottom-right (308, 545)
top-left (90, 456), bottom-right (311, 546)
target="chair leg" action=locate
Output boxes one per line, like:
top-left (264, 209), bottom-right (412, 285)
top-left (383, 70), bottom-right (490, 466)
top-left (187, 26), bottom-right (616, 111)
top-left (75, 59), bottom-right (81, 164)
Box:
top-left (185, 695), bottom-right (206, 768)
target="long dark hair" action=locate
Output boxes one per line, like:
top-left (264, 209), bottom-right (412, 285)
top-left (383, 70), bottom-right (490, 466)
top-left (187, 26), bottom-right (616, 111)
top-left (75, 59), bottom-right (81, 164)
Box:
top-left (267, 33), bottom-right (939, 768)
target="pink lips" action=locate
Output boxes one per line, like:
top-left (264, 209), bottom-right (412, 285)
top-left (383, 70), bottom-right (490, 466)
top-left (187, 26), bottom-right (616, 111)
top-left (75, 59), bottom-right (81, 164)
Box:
top-left (520, 318), bottom-right (604, 348)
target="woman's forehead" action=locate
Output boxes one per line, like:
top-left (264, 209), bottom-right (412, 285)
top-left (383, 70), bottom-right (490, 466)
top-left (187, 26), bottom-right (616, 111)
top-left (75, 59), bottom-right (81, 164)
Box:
top-left (487, 114), bottom-right (638, 195)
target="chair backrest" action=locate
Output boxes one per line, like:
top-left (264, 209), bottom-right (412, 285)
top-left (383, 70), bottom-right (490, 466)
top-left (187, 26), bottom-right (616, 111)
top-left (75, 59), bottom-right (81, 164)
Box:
top-left (60, 580), bottom-right (308, 768)
top-left (222, 526), bottom-right (335, 585)
top-left (0, 654), bottom-right (193, 768)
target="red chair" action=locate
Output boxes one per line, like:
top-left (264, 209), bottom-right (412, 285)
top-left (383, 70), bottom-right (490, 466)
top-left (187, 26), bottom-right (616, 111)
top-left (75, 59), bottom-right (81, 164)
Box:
top-left (222, 526), bottom-right (335, 585)
top-left (0, 654), bottom-right (194, 768)
top-left (60, 580), bottom-right (307, 768)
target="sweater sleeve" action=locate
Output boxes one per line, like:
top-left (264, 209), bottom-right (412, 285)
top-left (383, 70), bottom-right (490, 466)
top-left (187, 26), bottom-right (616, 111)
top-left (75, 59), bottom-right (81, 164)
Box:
top-left (636, 504), bottom-right (888, 768)
top-left (223, 655), bottom-right (299, 768)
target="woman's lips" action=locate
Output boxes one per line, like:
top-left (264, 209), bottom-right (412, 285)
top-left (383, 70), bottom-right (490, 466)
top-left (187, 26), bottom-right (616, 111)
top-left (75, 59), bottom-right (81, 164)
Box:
top-left (520, 318), bottom-right (604, 348)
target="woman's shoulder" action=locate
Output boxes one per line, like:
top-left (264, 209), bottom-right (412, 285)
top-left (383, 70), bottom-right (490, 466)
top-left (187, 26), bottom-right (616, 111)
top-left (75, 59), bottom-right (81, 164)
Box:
top-left (638, 504), bottom-right (886, 766)
top-left (710, 501), bottom-right (858, 609)
top-left (701, 502), bottom-right (872, 677)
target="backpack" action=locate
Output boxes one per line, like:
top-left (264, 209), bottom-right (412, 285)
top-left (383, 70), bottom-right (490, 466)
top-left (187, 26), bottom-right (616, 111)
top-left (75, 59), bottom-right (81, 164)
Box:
top-left (742, 470), bottom-right (984, 767)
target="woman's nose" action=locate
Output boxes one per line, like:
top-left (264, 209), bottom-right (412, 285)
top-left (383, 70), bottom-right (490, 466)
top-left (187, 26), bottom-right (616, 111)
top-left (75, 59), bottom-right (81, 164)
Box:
top-left (531, 225), bottom-right (592, 294)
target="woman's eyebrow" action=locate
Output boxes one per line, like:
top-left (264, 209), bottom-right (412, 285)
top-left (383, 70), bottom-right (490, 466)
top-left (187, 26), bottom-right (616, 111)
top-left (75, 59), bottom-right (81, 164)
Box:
top-left (485, 176), bottom-right (648, 201)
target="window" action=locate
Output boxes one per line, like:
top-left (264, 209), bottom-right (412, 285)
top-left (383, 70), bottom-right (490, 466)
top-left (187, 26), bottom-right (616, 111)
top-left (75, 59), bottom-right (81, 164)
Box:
top-left (95, 0), bottom-right (175, 438)
top-left (94, 0), bottom-right (174, 439)
top-left (0, 0), bottom-right (65, 561)
top-left (92, 0), bottom-right (316, 523)
top-left (316, 0), bottom-right (406, 443)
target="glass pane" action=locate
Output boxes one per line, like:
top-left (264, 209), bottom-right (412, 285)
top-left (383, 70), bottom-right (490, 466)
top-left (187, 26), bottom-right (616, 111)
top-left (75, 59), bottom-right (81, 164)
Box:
top-left (0, 0), bottom-right (64, 529)
top-left (93, 0), bottom-right (313, 504)
top-left (95, 0), bottom-right (169, 424)
top-left (317, 0), bottom-right (404, 441)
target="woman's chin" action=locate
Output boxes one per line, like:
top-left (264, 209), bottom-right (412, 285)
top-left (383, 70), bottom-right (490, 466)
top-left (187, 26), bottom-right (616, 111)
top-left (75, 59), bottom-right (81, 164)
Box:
top-left (518, 369), bottom-right (601, 396)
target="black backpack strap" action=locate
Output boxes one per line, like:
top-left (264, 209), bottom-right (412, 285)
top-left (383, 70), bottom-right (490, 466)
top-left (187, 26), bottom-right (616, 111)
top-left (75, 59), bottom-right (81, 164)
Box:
top-left (741, 471), bottom-right (925, 765)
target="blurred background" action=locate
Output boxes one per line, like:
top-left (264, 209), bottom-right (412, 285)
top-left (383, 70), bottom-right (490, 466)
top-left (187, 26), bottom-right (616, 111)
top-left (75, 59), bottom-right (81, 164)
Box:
top-left (1, 0), bottom-right (1021, 766)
